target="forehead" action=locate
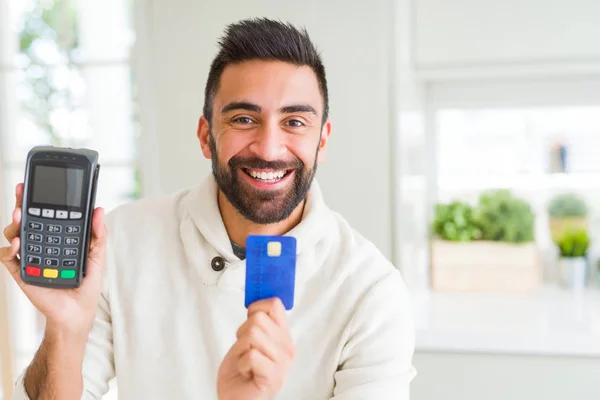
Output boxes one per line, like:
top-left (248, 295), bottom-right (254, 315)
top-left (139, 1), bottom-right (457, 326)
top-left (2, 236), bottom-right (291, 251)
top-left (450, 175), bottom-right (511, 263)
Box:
top-left (215, 60), bottom-right (323, 113)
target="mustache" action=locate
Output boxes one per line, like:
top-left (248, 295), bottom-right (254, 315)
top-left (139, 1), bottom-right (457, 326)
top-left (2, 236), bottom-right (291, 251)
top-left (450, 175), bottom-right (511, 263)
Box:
top-left (228, 156), bottom-right (304, 171)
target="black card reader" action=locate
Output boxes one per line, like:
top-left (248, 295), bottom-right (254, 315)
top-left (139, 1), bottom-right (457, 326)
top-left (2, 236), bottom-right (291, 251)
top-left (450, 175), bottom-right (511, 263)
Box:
top-left (20, 146), bottom-right (100, 288)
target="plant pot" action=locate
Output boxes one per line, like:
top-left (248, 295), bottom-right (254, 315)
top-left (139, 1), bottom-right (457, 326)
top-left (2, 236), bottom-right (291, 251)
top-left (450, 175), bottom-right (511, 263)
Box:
top-left (430, 240), bottom-right (541, 293)
top-left (549, 217), bottom-right (588, 242)
top-left (559, 257), bottom-right (589, 291)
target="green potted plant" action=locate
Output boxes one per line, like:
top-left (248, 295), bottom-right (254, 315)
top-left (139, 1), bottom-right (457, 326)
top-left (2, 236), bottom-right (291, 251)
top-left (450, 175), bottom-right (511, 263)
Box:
top-left (431, 190), bottom-right (541, 293)
top-left (432, 201), bottom-right (482, 242)
top-left (547, 193), bottom-right (588, 242)
top-left (556, 228), bottom-right (590, 290)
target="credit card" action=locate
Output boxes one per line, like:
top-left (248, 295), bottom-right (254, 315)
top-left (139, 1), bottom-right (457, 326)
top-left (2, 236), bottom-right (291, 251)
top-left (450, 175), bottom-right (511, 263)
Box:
top-left (244, 235), bottom-right (297, 310)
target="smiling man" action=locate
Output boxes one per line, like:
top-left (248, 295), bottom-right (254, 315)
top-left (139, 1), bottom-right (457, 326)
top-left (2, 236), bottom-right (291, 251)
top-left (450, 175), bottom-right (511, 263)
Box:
top-left (4, 18), bottom-right (415, 400)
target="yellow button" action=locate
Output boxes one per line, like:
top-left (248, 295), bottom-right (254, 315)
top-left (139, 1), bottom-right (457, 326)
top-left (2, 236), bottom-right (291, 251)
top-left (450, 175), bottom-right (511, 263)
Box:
top-left (43, 269), bottom-right (58, 278)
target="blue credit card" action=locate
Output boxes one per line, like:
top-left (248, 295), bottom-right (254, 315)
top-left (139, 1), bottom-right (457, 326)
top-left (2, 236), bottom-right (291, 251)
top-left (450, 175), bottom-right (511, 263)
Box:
top-left (244, 235), bottom-right (297, 310)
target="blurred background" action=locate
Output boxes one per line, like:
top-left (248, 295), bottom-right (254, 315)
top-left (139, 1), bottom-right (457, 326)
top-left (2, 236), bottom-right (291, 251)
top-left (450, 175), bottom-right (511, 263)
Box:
top-left (1, 0), bottom-right (600, 399)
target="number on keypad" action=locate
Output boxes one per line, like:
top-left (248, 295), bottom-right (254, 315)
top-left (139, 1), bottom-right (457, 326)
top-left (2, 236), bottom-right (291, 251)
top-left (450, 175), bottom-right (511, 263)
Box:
top-left (27, 244), bottom-right (41, 253)
top-left (45, 236), bottom-right (61, 245)
top-left (45, 247), bottom-right (60, 256)
top-left (66, 226), bottom-right (81, 234)
top-left (27, 233), bottom-right (42, 242)
top-left (64, 248), bottom-right (78, 257)
top-left (65, 237), bottom-right (79, 245)
top-left (28, 222), bottom-right (43, 231)
top-left (47, 225), bottom-right (61, 233)
top-left (44, 259), bottom-right (58, 267)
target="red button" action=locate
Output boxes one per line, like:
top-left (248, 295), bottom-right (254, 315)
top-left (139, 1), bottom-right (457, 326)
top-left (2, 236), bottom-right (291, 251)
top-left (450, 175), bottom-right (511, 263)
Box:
top-left (25, 266), bottom-right (41, 276)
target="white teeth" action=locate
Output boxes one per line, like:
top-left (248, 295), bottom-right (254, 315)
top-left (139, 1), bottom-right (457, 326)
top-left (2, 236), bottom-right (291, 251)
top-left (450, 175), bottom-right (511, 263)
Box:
top-left (248, 169), bottom-right (287, 182)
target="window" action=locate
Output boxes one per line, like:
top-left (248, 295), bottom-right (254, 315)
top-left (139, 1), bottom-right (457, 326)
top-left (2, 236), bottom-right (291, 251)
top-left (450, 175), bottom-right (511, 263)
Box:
top-left (421, 77), bottom-right (600, 288)
top-left (435, 106), bottom-right (600, 251)
top-left (0, 0), bottom-right (139, 378)
top-left (394, 79), bottom-right (600, 289)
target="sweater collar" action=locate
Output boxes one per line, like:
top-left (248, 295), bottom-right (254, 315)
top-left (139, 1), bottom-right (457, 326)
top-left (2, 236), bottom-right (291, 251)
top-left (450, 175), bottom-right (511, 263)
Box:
top-left (180, 174), bottom-right (332, 288)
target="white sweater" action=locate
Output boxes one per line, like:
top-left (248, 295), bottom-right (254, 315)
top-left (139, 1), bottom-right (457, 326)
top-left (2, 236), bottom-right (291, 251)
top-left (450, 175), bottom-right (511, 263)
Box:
top-left (14, 176), bottom-right (416, 399)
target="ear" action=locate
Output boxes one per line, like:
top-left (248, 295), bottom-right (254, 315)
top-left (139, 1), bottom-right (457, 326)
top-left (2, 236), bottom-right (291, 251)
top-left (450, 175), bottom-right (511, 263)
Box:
top-left (316, 120), bottom-right (332, 163)
top-left (197, 116), bottom-right (212, 159)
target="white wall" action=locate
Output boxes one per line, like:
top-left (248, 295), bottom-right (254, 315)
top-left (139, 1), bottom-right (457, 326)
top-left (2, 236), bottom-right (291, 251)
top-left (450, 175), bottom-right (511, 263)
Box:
top-left (134, 0), bottom-right (396, 260)
top-left (415, 0), bottom-right (600, 68)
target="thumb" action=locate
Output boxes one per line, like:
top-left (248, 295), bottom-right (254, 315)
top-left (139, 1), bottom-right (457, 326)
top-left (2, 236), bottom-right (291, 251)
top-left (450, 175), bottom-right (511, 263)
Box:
top-left (84, 208), bottom-right (108, 287)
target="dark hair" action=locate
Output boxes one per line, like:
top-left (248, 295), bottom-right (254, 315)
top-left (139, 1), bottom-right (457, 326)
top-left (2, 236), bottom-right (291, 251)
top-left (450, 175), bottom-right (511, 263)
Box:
top-left (203, 18), bottom-right (329, 126)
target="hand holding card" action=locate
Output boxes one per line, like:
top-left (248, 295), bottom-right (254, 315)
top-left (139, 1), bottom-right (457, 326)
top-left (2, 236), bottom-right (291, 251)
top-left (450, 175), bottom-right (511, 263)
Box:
top-left (244, 235), bottom-right (297, 310)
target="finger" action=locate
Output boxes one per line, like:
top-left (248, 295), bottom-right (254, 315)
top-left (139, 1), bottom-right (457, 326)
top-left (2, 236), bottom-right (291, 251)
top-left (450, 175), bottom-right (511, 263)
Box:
top-left (15, 183), bottom-right (23, 209)
top-left (248, 297), bottom-right (288, 330)
top-left (0, 236), bottom-right (21, 278)
top-left (237, 311), bottom-right (279, 339)
top-left (241, 324), bottom-right (283, 363)
top-left (1, 237), bottom-right (29, 292)
top-left (237, 348), bottom-right (276, 385)
top-left (83, 208), bottom-right (107, 284)
top-left (91, 208), bottom-right (107, 247)
top-left (3, 208), bottom-right (21, 242)
top-left (229, 322), bottom-right (280, 362)
top-left (236, 311), bottom-right (295, 359)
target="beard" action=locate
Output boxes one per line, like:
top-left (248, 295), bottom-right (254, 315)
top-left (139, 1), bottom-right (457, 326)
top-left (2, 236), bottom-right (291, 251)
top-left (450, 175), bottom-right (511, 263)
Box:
top-left (209, 135), bottom-right (319, 224)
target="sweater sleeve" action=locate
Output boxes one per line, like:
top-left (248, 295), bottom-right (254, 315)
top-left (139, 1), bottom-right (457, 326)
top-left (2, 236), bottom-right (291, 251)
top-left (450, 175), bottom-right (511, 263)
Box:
top-left (331, 270), bottom-right (417, 399)
top-left (12, 232), bottom-right (117, 400)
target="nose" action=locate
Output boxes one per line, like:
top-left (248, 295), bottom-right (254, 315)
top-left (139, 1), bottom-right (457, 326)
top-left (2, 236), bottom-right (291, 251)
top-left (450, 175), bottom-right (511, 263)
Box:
top-left (248, 121), bottom-right (287, 161)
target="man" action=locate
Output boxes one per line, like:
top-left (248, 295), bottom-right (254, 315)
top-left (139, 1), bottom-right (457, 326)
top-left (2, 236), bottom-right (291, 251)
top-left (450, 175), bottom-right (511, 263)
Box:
top-left (1, 18), bottom-right (415, 399)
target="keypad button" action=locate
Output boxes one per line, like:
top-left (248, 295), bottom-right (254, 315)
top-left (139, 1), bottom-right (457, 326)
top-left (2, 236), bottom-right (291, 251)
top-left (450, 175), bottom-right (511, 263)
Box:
top-left (56, 210), bottom-right (68, 219)
top-left (64, 248), bottom-right (78, 257)
top-left (42, 209), bottom-right (55, 218)
top-left (65, 237), bottom-right (79, 245)
top-left (26, 256), bottom-right (41, 265)
top-left (70, 212), bottom-right (82, 219)
top-left (27, 244), bottom-right (41, 253)
top-left (43, 268), bottom-right (58, 278)
top-left (47, 224), bottom-right (62, 233)
top-left (60, 270), bottom-right (76, 279)
top-left (25, 266), bottom-right (41, 276)
top-left (63, 260), bottom-right (77, 267)
top-left (45, 247), bottom-right (60, 256)
top-left (27, 233), bottom-right (42, 242)
top-left (66, 226), bottom-right (81, 234)
top-left (45, 236), bottom-right (61, 245)
top-left (28, 208), bottom-right (41, 216)
top-left (43, 258), bottom-right (59, 267)
top-left (27, 222), bottom-right (43, 231)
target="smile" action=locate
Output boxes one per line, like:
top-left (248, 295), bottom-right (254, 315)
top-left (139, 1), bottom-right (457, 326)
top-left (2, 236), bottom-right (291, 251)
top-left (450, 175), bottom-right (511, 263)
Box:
top-left (242, 168), bottom-right (293, 183)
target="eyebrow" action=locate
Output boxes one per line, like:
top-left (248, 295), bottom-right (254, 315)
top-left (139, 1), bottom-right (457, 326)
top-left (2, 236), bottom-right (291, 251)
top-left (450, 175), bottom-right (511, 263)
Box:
top-left (279, 104), bottom-right (318, 115)
top-left (221, 102), bottom-right (261, 114)
top-left (220, 101), bottom-right (318, 116)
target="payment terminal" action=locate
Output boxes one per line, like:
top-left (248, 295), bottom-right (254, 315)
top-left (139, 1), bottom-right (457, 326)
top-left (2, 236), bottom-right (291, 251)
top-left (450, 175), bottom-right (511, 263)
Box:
top-left (19, 146), bottom-right (100, 288)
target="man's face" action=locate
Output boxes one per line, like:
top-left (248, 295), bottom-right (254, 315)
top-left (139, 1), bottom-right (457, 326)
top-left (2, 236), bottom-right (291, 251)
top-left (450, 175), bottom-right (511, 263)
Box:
top-left (198, 60), bottom-right (331, 224)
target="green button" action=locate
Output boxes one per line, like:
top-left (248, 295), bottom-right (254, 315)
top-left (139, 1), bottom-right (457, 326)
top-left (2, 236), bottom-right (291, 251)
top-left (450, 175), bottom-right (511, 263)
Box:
top-left (60, 270), bottom-right (76, 279)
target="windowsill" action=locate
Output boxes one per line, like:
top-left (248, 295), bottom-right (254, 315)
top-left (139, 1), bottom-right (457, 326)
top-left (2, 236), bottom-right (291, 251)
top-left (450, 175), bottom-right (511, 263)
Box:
top-left (411, 285), bottom-right (600, 357)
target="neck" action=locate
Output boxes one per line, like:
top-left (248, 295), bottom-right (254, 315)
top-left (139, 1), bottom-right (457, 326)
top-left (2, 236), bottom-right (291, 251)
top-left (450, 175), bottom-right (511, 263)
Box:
top-left (218, 191), bottom-right (305, 247)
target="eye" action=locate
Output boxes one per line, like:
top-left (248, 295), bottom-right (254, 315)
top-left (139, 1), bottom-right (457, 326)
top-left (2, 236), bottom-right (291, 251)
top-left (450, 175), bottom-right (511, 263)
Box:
top-left (232, 116), bottom-right (254, 125)
top-left (285, 119), bottom-right (304, 128)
